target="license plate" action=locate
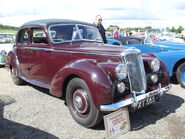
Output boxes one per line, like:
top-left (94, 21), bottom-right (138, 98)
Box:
top-left (135, 96), bottom-right (158, 110)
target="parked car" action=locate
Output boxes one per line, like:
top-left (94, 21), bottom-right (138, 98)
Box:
top-left (157, 32), bottom-right (184, 42)
top-left (106, 32), bottom-right (113, 38)
top-left (151, 40), bottom-right (185, 50)
top-left (0, 33), bottom-right (15, 65)
top-left (108, 37), bottom-right (185, 88)
top-left (6, 19), bottom-right (171, 128)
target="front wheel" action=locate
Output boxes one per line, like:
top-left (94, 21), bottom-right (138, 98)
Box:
top-left (176, 63), bottom-right (185, 88)
top-left (66, 78), bottom-right (102, 128)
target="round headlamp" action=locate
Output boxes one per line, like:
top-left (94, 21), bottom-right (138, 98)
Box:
top-left (0, 50), bottom-right (7, 56)
top-left (151, 58), bottom-right (160, 72)
top-left (115, 63), bottom-right (127, 80)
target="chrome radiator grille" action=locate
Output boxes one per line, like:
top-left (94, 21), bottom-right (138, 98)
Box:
top-left (123, 49), bottom-right (146, 94)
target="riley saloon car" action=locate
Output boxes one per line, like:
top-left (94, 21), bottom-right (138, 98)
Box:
top-left (6, 19), bottom-right (171, 128)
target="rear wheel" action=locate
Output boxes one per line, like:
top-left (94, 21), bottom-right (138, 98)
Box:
top-left (11, 67), bottom-right (24, 85)
top-left (66, 78), bottom-right (102, 128)
top-left (176, 63), bottom-right (185, 88)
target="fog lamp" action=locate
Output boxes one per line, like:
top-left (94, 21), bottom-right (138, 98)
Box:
top-left (151, 74), bottom-right (158, 83)
top-left (117, 82), bottom-right (125, 93)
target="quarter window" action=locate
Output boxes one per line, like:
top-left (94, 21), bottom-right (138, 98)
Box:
top-left (17, 28), bottom-right (29, 44)
top-left (31, 28), bottom-right (48, 44)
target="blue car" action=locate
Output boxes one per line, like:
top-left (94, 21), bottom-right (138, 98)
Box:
top-left (152, 40), bottom-right (185, 50)
top-left (107, 38), bottom-right (185, 88)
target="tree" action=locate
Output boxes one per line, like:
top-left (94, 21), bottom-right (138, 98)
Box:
top-left (171, 26), bottom-right (176, 32)
top-left (144, 26), bottom-right (152, 30)
top-left (176, 26), bottom-right (184, 33)
top-left (166, 27), bottom-right (170, 32)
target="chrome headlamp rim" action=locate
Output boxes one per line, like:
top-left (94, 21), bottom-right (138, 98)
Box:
top-left (115, 63), bottom-right (128, 80)
top-left (0, 50), bottom-right (7, 56)
top-left (151, 58), bottom-right (160, 72)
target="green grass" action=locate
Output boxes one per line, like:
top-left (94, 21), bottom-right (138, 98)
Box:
top-left (0, 29), bottom-right (18, 34)
top-left (0, 24), bottom-right (19, 34)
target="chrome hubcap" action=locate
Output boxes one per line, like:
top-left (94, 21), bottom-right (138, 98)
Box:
top-left (74, 96), bottom-right (83, 109)
top-left (182, 69), bottom-right (185, 82)
top-left (73, 89), bottom-right (89, 114)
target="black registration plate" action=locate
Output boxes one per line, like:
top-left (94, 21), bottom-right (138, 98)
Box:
top-left (132, 95), bottom-right (159, 110)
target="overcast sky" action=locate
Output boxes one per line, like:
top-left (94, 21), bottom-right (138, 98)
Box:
top-left (0, 0), bottom-right (185, 28)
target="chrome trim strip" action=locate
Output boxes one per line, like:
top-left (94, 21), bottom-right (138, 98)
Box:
top-left (100, 84), bottom-right (172, 111)
top-left (121, 47), bottom-right (141, 56)
top-left (20, 75), bottom-right (50, 89)
top-left (14, 54), bottom-right (21, 76)
top-left (14, 46), bottom-right (120, 57)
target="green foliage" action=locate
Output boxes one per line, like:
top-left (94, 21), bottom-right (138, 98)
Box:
top-left (144, 26), bottom-right (152, 30)
top-left (171, 26), bottom-right (176, 32)
top-left (166, 26), bottom-right (184, 33)
top-left (0, 24), bottom-right (18, 33)
top-left (166, 27), bottom-right (170, 32)
top-left (176, 26), bottom-right (184, 33)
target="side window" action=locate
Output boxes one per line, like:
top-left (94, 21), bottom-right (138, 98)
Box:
top-left (49, 25), bottom-right (75, 43)
top-left (31, 28), bottom-right (48, 44)
top-left (17, 28), bottom-right (29, 44)
top-left (78, 26), bottom-right (87, 39)
top-left (77, 25), bottom-right (100, 40)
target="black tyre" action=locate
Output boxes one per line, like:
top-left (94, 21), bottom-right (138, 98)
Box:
top-left (66, 78), bottom-right (102, 128)
top-left (11, 67), bottom-right (24, 85)
top-left (176, 63), bottom-right (185, 88)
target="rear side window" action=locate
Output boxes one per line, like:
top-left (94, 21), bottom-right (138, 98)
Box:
top-left (17, 28), bottom-right (29, 44)
top-left (31, 28), bottom-right (48, 44)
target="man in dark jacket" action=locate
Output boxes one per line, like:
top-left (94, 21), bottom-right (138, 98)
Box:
top-left (94, 15), bottom-right (107, 43)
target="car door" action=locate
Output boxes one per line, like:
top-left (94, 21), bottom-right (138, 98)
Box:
top-left (28, 27), bottom-right (52, 85)
top-left (16, 27), bottom-right (32, 78)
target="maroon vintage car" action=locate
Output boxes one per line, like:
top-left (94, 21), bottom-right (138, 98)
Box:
top-left (6, 19), bottom-right (171, 128)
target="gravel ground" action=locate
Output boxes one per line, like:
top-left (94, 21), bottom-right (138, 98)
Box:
top-left (0, 67), bottom-right (185, 139)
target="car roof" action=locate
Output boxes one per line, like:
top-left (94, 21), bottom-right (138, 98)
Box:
top-left (21, 19), bottom-right (95, 28)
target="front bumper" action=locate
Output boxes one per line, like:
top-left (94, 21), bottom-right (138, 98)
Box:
top-left (100, 84), bottom-right (172, 111)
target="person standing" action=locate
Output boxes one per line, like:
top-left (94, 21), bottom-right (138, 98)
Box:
top-left (113, 28), bottom-right (119, 38)
top-left (94, 15), bottom-right (107, 43)
top-left (118, 28), bottom-right (123, 38)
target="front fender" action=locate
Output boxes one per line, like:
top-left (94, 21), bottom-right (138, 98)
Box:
top-left (156, 50), bottom-right (185, 77)
top-left (50, 59), bottom-right (114, 108)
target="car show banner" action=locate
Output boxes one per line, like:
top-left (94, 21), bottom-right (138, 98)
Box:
top-left (104, 107), bottom-right (131, 139)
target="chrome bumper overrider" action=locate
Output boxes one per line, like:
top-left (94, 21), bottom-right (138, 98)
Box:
top-left (100, 84), bottom-right (172, 111)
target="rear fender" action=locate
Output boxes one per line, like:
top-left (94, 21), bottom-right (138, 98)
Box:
top-left (6, 51), bottom-right (18, 73)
